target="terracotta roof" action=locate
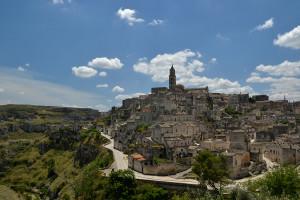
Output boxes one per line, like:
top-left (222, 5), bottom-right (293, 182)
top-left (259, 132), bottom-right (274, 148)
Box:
top-left (131, 153), bottom-right (145, 160)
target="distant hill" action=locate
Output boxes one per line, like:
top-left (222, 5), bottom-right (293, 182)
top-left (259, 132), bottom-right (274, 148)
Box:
top-left (0, 104), bottom-right (101, 121)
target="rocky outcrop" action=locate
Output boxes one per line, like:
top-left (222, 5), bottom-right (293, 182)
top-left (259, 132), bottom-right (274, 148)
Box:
top-left (248, 161), bottom-right (267, 175)
top-left (48, 129), bottom-right (80, 151)
top-left (0, 126), bottom-right (9, 137)
top-left (74, 144), bottom-right (99, 167)
top-left (20, 122), bottom-right (48, 133)
top-left (39, 129), bottom-right (81, 154)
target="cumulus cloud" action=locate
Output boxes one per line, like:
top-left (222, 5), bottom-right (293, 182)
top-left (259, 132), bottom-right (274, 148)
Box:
top-left (255, 60), bottom-right (300, 77)
top-left (246, 74), bottom-right (275, 83)
top-left (99, 71), bottom-right (107, 77)
top-left (0, 68), bottom-right (109, 111)
top-left (112, 85), bottom-right (125, 93)
top-left (96, 84), bottom-right (109, 88)
top-left (117, 8), bottom-right (144, 26)
top-left (115, 92), bottom-right (145, 101)
top-left (133, 49), bottom-right (204, 82)
top-left (247, 60), bottom-right (300, 100)
top-left (178, 76), bottom-right (253, 94)
top-left (133, 49), bottom-right (252, 94)
top-left (274, 25), bottom-right (300, 49)
top-left (148, 19), bottom-right (164, 26)
top-left (255, 18), bottom-right (274, 31)
top-left (72, 66), bottom-right (97, 78)
top-left (88, 57), bottom-right (123, 70)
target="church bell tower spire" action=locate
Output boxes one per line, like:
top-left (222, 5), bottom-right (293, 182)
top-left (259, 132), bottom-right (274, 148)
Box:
top-left (169, 65), bottom-right (176, 90)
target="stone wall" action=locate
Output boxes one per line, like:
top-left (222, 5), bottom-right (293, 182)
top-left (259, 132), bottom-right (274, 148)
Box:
top-left (142, 163), bottom-right (188, 176)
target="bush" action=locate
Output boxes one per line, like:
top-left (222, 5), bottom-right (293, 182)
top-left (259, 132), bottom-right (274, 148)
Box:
top-left (192, 150), bottom-right (228, 193)
top-left (135, 124), bottom-right (149, 134)
top-left (225, 106), bottom-right (241, 116)
top-left (105, 169), bottom-right (137, 200)
top-left (247, 166), bottom-right (300, 199)
top-left (133, 184), bottom-right (169, 200)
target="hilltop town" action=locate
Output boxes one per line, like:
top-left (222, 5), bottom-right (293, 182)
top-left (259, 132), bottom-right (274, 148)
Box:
top-left (109, 65), bottom-right (300, 179)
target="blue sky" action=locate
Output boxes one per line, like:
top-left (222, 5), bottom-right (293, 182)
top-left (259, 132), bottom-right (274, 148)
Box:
top-left (0, 0), bottom-right (300, 111)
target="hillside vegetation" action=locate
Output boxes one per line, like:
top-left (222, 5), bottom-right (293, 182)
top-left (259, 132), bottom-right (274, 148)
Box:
top-left (0, 104), bottom-right (113, 199)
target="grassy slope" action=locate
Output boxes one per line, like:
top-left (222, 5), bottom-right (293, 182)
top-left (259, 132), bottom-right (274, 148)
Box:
top-left (0, 130), bottom-right (113, 199)
top-left (0, 185), bottom-right (23, 200)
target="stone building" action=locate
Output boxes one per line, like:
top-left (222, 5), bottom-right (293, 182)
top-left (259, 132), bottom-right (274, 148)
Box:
top-left (224, 150), bottom-right (250, 179)
top-left (110, 64), bottom-right (300, 177)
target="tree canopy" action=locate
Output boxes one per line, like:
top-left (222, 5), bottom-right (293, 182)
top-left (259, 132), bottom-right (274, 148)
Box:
top-left (192, 150), bottom-right (229, 193)
top-left (248, 166), bottom-right (300, 199)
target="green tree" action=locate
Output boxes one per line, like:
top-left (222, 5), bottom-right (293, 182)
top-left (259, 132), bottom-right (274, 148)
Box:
top-left (135, 123), bottom-right (149, 134)
top-left (225, 106), bottom-right (241, 116)
top-left (133, 184), bottom-right (169, 200)
top-left (105, 169), bottom-right (137, 200)
top-left (192, 150), bottom-right (228, 193)
top-left (248, 166), bottom-right (300, 199)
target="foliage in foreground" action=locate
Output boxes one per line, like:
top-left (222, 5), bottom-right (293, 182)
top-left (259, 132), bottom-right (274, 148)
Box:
top-left (192, 150), bottom-right (229, 193)
top-left (75, 169), bottom-right (170, 200)
top-left (247, 166), bottom-right (300, 199)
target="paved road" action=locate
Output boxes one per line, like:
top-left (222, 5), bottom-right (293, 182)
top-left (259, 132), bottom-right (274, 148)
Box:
top-left (102, 133), bottom-right (268, 186)
top-left (102, 133), bottom-right (199, 185)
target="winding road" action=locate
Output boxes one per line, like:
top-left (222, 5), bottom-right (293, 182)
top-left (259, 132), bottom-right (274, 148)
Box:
top-left (102, 133), bottom-right (199, 185)
top-left (102, 133), bottom-right (270, 187)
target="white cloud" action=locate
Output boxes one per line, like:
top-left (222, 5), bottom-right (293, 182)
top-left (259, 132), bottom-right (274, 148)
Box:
top-left (267, 77), bottom-right (300, 100)
top-left (115, 92), bottom-right (145, 101)
top-left (88, 57), bottom-right (123, 70)
top-left (112, 85), bottom-right (125, 93)
top-left (0, 88), bottom-right (4, 93)
top-left (216, 33), bottom-right (230, 41)
top-left (96, 84), bottom-right (109, 88)
top-left (0, 68), bottom-right (108, 110)
top-left (17, 66), bottom-right (26, 72)
top-left (72, 66), bottom-right (97, 78)
top-left (52, 0), bottom-right (64, 4)
top-left (178, 76), bottom-right (253, 94)
top-left (247, 60), bottom-right (300, 101)
top-left (94, 104), bottom-right (110, 112)
top-left (246, 74), bottom-right (275, 83)
top-left (99, 71), bottom-right (107, 77)
top-left (51, 0), bottom-right (71, 4)
top-left (148, 19), bottom-right (164, 26)
top-left (255, 60), bottom-right (300, 77)
top-left (133, 49), bottom-right (204, 82)
top-left (255, 18), bottom-right (274, 31)
top-left (274, 25), bottom-right (300, 49)
top-left (133, 49), bottom-right (252, 94)
top-left (117, 8), bottom-right (144, 26)
top-left (210, 58), bottom-right (217, 64)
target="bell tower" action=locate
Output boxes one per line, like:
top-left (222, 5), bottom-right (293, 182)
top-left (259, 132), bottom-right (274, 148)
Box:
top-left (169, 65), bottom-right (176, 90)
